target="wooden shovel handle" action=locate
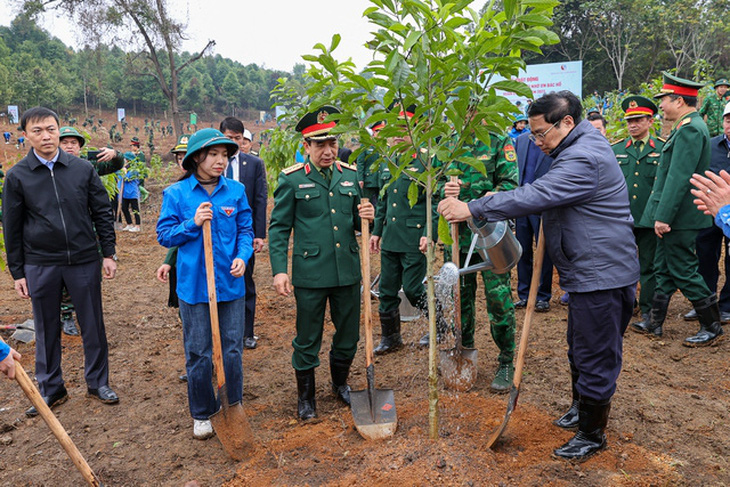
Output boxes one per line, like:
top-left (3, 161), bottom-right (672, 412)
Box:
top-left (513, 220), bottom-right (546, 389)
top-left (203, 220), bottom-right (226, 390)
top-left (3, 338), bottom-right (101, 486)
top-left (360, 199), bottom-right (374, 368)
top-left (450, 176), bottom-right (461, 330)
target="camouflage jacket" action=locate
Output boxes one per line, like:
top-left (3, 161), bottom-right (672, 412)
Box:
top-left (438, 134), bottom-right (519, 249)
top-left (699, 93), bottom-right (730, 137)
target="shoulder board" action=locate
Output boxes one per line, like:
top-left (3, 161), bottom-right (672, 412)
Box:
top-left (340, 162), bottom-right (357, 171)
top-left (282, 163), bottom-right (304, 175)
top-left (679, 118), bottom-right (692, 128)
top-left (611, 138), bottom-right (626, 147)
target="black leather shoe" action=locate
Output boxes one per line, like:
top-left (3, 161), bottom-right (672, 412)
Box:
top-left (87, 385), bottom-right (119, 404)
top-left (418, 332), bottom-right (445, 347)
top-left (721, 311), bottom-right (730, 324)
top-left (62, 317), bottom-right (80, 336)
top-left (179, 374), bottom-right (188, 382)
top-left (535, 300), bottom-right (550, 312)
top-left (26, 387), bottom-right (68, 417)
top-left (513, 299), bottom-right (527, 309)
top-left (244, 336), bottom-right (258, 349)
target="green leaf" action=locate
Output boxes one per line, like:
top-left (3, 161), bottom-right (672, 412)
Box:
top-left (516, 13), bottom-right (554, 26)
top-left (391, 57), bottom-right (411, 89)
top-left (490, 80), bottom-right (533, 98)
top-left (439, 215), bottom-right (453, 246)
top-left (403, 30), bottom-right (422, 52)
top-left (330, 34), bottom-right (341, 51)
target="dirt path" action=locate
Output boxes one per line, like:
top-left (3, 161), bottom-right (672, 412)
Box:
top-left (0, 155), bottom-right (729, 485)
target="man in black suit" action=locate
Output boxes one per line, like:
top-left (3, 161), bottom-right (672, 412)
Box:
top-left (513, 132), bottom-right (554, 311)
top-left (221, 117), bottom-right (268, 349)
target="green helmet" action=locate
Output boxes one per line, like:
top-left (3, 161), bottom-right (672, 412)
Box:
top-left (59, 126), bottom-right (85, 147)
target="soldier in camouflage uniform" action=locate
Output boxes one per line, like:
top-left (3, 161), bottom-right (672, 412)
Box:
top-left (442, 133), bottom-right (519, 392)
top-left (699, 79), bottom-right (730, 137)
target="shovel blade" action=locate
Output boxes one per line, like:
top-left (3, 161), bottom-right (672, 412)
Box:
top-left (210, 401), bottom-right (255, 461)
top-left (440, 347), bottom-right (478, 392)
top-left (350, 388), bottom-right (397, 440)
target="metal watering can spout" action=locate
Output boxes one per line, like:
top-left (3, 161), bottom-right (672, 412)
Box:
top-left (459, 217), bottom-right (522, 276)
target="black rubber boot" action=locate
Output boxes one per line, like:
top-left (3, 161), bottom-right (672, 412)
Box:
top-left (553, 397), bottom-right (610, 461)
top-left (630, 293), bottom-right (670, 337)
top-left (374, 309), bottom-right (403, 355)
top-left (629, 312), bottom-right (650, 331)
top-left (684, 295), bottom-right (724, 347)
top-left (553, 363), bottom-right (580, 430)
top-left (329, 351), bottom-right (352, 406)
top-left (295, 368), bottom-right (317, 420)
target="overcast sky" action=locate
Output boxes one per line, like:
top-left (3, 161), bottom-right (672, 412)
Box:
top-left (0, 0), bottom-right (377, 72)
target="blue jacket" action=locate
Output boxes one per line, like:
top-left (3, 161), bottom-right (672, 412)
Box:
top-left (157, 176), bottom-right (254, 305)
top-left (117, 169), bottom-right (141, 199)
top-left (0, 340), bottom-right (9, 362)
top-left (468, 120), bottom-right (639, 293)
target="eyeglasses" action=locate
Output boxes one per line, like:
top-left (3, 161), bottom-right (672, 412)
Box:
top-left (528, 120), bottom-right (561, 142)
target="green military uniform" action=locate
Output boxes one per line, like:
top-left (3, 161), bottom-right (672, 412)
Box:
top-left (698, 79), bottom-right (730, 137)
top-left (269, 159), bottom-right (363, 369)
top-left (356, 147), bottom-right (381, 205)
top-left (612, 96), bottom-right (664, 318)
top-left (634, 72), bottom-right (722, 347)
top-left (640, 110), bottom-right (712, 300)
top-left (373, 156), bottom-right (437, 315)
top-left (441, 134), bottom-right (519, 390)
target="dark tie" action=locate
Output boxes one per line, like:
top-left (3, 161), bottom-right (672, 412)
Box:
top-left (320, 167), bottom-right (331, 184)
top-left (635, 141), bottom-right (643, 153)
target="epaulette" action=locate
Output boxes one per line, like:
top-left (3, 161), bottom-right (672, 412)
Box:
top-left (679, 118), bottom-right (692, 128)
top-left (340, 162), bottom-right (357, 171)
top-left (611, 138), bottom-right (626, 147)
top-left (282, 163), bottom-right (304, 175)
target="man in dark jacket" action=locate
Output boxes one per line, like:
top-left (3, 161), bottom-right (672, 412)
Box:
top-left (439, 91), bottom-right (639, 461)
top-left (221, 117), bottom-right (268, 349)
top-left (3, 107), bottom-right (119, 416)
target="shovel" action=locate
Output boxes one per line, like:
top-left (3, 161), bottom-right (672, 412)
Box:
top-left (350, 199), bottom-right (397, 440)
top-left (441, 177), bottom-right (478, 392)
top-left (2, 338), bottom-right (102, 486)
top-left (485, 220), bottom-right (546, 448)
top-left (202, 220), bottom-right (255, 460)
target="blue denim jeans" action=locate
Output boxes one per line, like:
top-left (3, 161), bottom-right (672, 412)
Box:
top-left (179, 297), bottom-right (245, 419)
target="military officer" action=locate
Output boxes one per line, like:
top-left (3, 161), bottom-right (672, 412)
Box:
top-left (612, 96), bottom-right (664, 330)
top-left (356, 121), bottom-right (385, 208)
top-left (634, 72), bottom-right (723, 347)
top-left (442, 133), bottom-right (519, 392)
top-left (269, 106), bottom-right (374, 420)
top-left (699, 78), bottom-right (730, 137)
top-left (369, 107), bottom-right (442, 355)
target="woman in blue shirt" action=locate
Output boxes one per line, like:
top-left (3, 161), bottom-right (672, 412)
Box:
top-left (157, 128), bottom-right (254, 440)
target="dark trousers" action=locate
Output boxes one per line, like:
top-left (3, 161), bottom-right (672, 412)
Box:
top-left (25, 260), bottom-right (110, 396)
top-left (378, 249), bottom-right (426, 313)
top-left (634, 227), bottom-right (657, 314)
top-left (122, 198), bottom-right (140, 225)
top-left (243, 254), bottom-right (256, 338)
top-left (567, 284), bottom-right (635, 401)
top-left (515, 215), bottom-right (553, 302)
top-left (654, 229), bottom-right (711, 301)
top-left (696, 224), bottom-right (730, 312)
top-left (292, 284), bottom-right (360, 370)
